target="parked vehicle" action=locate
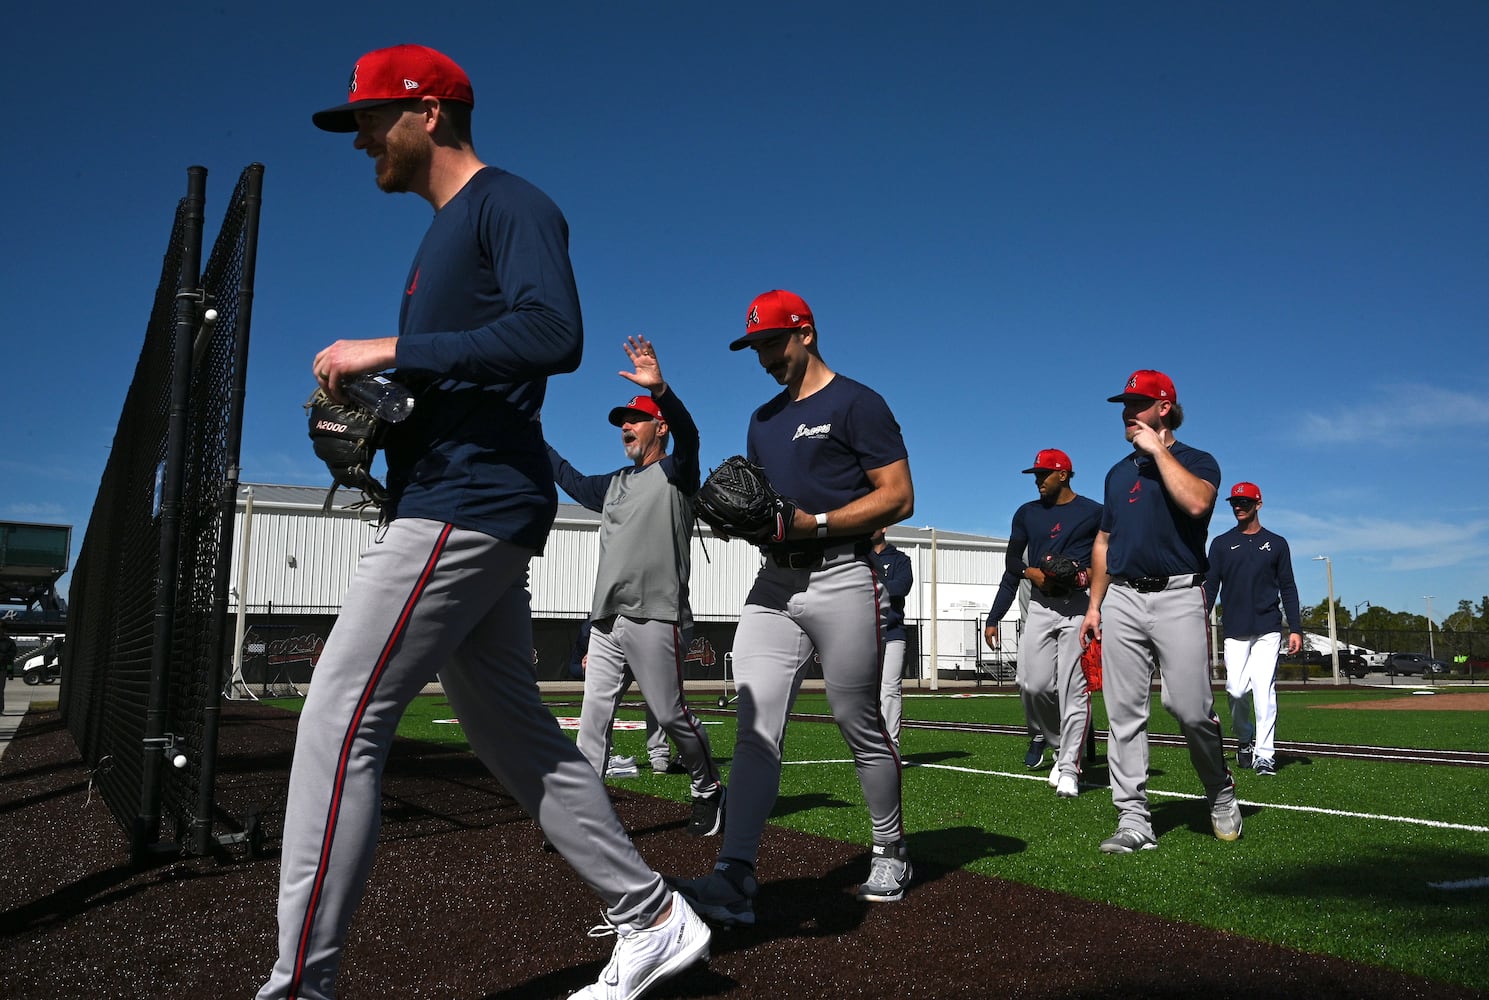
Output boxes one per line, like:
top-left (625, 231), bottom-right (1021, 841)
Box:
top-left (1335, 652), bottom-right (1370, 678)
top-left (1384, 652), bottom-right (1450, 676)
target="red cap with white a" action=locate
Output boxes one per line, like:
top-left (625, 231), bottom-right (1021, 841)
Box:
top-left (1228, 482), bottom-right (1262, 502)
top-left (730, 290), bottom-right (815, 351)
top-left (1022, 449), bottom-right (1073, 473)
top-left (313, 44), bottom-right (474, 133)
top-left (1107, 369), bottom-right (1177, 404)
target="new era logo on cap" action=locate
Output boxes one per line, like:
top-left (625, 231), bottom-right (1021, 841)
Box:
top-left (608, 395), bottom-right (663, 426)
top-left (1228, 482), bottom-right (1262, 503)
top-left (314, 44), bottom-right (474, 133)
top-left (1022, 449), bottom-right (1073, 474)
top-left (1107, 369), bottom-right (1177, 404)
top-left (730, 290), bottom-right (814, 351)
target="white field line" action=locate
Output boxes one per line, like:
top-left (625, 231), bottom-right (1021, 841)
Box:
top-left (1428, 877), bottom-right (1489, 890)
top-left (779, 758), bottom-right (1489, 834)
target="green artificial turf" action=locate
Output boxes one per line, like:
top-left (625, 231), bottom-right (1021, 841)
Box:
top-left (271, 687), bottom-right (1489, 990)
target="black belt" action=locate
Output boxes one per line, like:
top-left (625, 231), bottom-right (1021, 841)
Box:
top-left (766, 538), bottom-right (870, 571)
top-left (1114, 574), bottom-right (1203, 593)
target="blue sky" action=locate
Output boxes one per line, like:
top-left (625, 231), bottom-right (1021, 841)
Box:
top-left (4, 3), bottom-right (1486, 621)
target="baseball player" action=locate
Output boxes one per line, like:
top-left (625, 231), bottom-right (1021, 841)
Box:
top-left (1078, 370), bottom-right (1241, 854)
top-left (547, 336), bottom-right (725, 834)
top-left (871, 527), bottom-right (914, 748)
top-left (983, 450), bottom-right (1101, 797)
top-left (675, 289), bottom-right (915, 926)
top-left (259, 45), bottom-right (708, 1000)
top-left (1204, 482), bottom-right (1303, 776)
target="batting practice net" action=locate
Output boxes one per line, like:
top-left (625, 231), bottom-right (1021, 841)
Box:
top-left (62, 164), bottom-right (264, 860)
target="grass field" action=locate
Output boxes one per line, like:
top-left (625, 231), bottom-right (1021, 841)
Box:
top-left (288, 685), bottom-right (1489, 992)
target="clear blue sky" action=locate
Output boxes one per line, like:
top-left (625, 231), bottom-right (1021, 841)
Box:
top-left (4, 3), bottom-right (1485, 622)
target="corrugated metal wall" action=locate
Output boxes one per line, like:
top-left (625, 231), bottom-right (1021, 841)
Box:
top-left (228, 487), bottom-right (1012, 633)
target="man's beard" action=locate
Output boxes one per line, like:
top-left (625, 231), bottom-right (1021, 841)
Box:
top-left (376, 134), bottom-right (427, 193)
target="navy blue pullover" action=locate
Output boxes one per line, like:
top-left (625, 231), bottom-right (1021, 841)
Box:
top-left (384, 166), bottom-right (583, 552)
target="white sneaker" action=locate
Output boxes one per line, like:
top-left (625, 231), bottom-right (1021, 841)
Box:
top-left (606, 755), bottom-right (639, 777)
top-left (1048, 761), bottom-right (1061, 788)
top-left (1056, 772), bottom-right (1079, 798)
top-left (567, 891), bottom-right (710, 1000)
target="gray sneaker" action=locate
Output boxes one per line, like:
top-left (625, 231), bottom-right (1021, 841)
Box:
top-left (1252, 757), bottom-right (1277, 776)
top-left (1211, 796), bottom-right (1243, 841)
top-left (671, 862), bottom-right (757, 927)
top-left (606, 754), bottom-right (639, 778)
top-left (856, 841), bottom-right (913, 902)
top-left (1099, 828), bottom-right (1158, 854)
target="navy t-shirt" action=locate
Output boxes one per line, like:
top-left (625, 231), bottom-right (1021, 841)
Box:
top-left (987, 494), bottom-right (1102, 624)
top-left (746, 375), bottom-right (907, 521)
top-left (385, 166), bottom-right (584, 551)
top-left (1099, 442), bottom-right (1219, 579)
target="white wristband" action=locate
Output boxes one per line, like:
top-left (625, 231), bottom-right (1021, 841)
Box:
top-left (815, 512), bottom-right (829, 538)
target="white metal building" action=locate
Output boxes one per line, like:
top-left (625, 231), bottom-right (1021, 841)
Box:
top-left (228, 483), bottom-right (1014, 679)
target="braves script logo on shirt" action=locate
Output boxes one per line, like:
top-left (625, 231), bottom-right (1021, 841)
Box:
top-left (1259, 542), bottom-right (1272, 551)
top-left (1050, 522), bottom-right (1062, 539)
top-left (793, 422), bottom-right (831, 441)
top-left (1128, 481), bottom-right (1142, 503)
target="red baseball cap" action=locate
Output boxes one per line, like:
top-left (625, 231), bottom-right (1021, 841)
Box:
top-left (608, 395), bottom-right (663, 427)
top-left (1022, 449), bottom-right (1073, 474)
top-left (1107, 369), bottom-right (1177, 404)
top-left (1228, 482), bottom-right (1262, 503)
top-left (730, 290), bottom-right (815, 351)
top-left (313, 44), bottom-right (474, 133)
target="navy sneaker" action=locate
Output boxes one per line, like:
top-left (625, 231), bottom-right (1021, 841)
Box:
top-left (1236, 743), bottom-right (1255, 769)
top-left (1023, 736), bottom-right (1048, 769)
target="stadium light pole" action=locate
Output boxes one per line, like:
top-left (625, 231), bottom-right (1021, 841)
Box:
top-left (1424, 595), bottom-right (1436, 659)
top-left (1312, 555), bottom-right (1341, 685)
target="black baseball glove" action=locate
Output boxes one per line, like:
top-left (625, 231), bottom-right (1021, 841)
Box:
top-left (306, 387), bottom-right (387, 511)
top-left (1038, 552), bottom-right (1089, 598)
top-left (694, 455), bottom-right (797, 543)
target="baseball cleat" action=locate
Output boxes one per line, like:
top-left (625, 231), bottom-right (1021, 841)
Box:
top-left (856, 841), bottom-right (913, 902)
top-left (566, 891), bottom-right (710, 1000)
top-left (686, 785), bottom-right (726, 838)
top-left (606, 755), bottom-right (640, 778)
top-left (1023, 736), bottom-right (1048, 769)
top-left (1211, 796), bottom-right (1244, 841)
top-left (1056, 772), bottom-right (1080, 798)
top-left (1252, 757), bottom-right (1277, 776)
top-left (670, 864), bottom-right (757, 928)
top-left (1236, 743), bottom-right (1255, 770)
top-left (1099, 828), bottom-right (1158, 854)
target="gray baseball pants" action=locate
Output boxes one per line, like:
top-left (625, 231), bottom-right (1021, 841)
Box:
top-left (721, 545), bottom-right (902, 868)
top-left (879, 638), bottom-right (906, 748)
top-left (1020, 590), bottom-right (1092, 778)
top-left (1100, 578), bottom-right (1235, 839)
top-left (577, 616), bottom-right (721, 797)
top-left (257, 518), bottom-right (668, 1000)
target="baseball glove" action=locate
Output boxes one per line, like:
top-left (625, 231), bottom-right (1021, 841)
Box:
top-left (1039, 552), bottom-right (1089, 598)
top-left (1081, 635), bottom-right (1103, 692)
top-left (306, 387), bottom-right (387, 511)
top-left (694, 455), bottom-right (797, 543)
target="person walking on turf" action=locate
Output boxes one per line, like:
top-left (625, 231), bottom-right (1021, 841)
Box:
top-left (1204, 481), bottom-right (1303, 776)
top-left (258, 44), bottom-right (708, 1000)
top-left (1079, 370), bottom-right (1241, 854)
top-left (548, 336), bottom-right (725, 835)
top-left (675, 289), bottom-right (915, 926)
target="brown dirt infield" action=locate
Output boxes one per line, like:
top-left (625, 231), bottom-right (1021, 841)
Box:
top-left (2, 703), bottom-right (1480, 1000)
top-left (1313, 691), bottom-right (1489, 712)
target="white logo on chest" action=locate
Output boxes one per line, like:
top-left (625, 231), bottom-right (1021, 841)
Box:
top-left (793, 422), bottom-right (831, 441)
